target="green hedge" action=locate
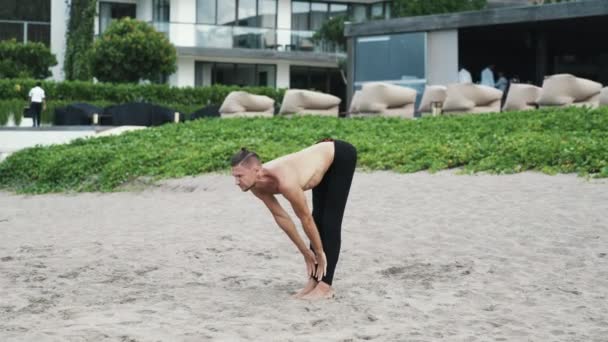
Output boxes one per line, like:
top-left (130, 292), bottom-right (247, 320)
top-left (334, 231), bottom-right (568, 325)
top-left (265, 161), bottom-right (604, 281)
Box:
top-left (1, 79), bottom-right (285, 106)
top-left (1, 107), bottom-right (607, 194)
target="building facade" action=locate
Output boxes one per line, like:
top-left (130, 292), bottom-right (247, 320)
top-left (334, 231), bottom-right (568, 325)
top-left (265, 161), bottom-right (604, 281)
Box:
top-left (2, 0), bottom-right (389, 105)
top-left (345, 0), bottom-right (608, 107)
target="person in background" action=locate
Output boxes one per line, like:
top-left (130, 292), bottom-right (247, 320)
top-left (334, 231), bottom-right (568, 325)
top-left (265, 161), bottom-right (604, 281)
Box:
top-left (28, 82), bottom-right (46, 127)
top-left (459, 66), bottom-right (473, 84)
top-left (480, 65), bottom-right (496, 87)
top-left (495, 72), bottom-right (509, 92)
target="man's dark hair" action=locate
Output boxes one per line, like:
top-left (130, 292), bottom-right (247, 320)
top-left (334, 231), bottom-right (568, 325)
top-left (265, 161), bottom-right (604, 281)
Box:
top-left (36, 81), bottom-right (41, 87)
top-left (231, 147), bottom-right (260, 167)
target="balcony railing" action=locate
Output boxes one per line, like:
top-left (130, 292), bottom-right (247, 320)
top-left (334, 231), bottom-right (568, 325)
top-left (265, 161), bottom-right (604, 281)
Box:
top-left (0, 20), bottom-right (51, 46)
top-left (151, 22), bottom-right (345, 55)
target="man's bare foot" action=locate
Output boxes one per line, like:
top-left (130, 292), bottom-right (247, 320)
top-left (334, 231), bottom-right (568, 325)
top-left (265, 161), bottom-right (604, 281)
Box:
top-left (292, 278), bottom-right (318, 298)
top-left (301, 281), bottom-right (334, 300)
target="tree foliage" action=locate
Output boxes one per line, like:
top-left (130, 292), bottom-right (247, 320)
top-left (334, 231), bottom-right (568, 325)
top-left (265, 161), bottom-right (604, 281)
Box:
top-left (0, 39), bottom-right (57, 79)
top-left (391, 0), bottom-right (487, 17)
top-left (91, 18), bottom-right (177, 83)
top-left (64, 0), bottom-right (97, 81)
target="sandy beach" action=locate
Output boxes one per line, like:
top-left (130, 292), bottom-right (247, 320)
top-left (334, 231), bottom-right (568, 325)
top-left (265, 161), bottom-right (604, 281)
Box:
top-left (1, 171), bottom-right (607, 341)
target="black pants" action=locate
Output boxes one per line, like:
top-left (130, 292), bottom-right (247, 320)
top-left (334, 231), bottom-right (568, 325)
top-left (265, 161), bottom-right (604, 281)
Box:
top-left (312, 139), bottom-right (357, 285)
top-left (30, 102), bottom-right (42, 127)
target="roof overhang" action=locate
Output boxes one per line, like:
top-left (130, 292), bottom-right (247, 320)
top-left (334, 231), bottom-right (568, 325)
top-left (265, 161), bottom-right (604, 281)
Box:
top-left (176, 46), bottom-right (343, 66)
top-left (345, 0), bottom-right (608, 37)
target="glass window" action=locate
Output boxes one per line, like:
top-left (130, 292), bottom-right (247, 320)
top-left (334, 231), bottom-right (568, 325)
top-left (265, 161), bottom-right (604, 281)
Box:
top-left (384, 2), bottom-right (391, 19)
top-left (218, 0), bottom-right (236, 25)
top-left (153, 0), bottom-right (170, 22)
top-left (197, 0), bottom-right (216, 24)
top-left (351, 4), bottom-right (367, 23)
top-left (99, 2), bottom-right (136, 33)
top-left (238, 0), bottom-right (257, 26)
top-left (329, 3), bottom-right (348, 19)
top-left (371, 3), bottom-right (384, 20)
top-left (355, 33), bottom-right (426, 82)
top-left (257, 64), bottom-right (276, 87)
top-left (292, 1), bottom-right (309, 31)
top-left (258, 0), bottom-right (277, 28)
top-left (310, 2), bottom-right (328, 31)
top-left (0, 0), bottom-right (51, 22)
top-left (208, 63), bottom-right (276, 87)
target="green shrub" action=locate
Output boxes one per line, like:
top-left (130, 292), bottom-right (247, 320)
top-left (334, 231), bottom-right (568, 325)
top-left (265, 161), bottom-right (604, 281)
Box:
top-left (0, 40), bottom-right (57, 79)
top-left (0, 79), bottom-right (285, 107)
top-left (392, 0), bottom-right (487, 17)
top-left (64, 0), bottom-right (97, 81)
top-left (92, 18), bottom-right (177, 83)
top-left (1, 107), bottom-right (607, 194)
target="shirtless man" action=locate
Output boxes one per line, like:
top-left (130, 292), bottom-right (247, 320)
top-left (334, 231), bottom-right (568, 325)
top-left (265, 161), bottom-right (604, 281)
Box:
top-left (230, 139), bottom-right (357, 300)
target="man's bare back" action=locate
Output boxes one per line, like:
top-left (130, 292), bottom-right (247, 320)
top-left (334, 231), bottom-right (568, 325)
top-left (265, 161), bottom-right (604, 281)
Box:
top-left (251, 141), bottom-right (335, 195)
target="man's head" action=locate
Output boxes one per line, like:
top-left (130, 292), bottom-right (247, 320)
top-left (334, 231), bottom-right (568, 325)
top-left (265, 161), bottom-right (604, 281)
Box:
top-left (36, 81), bottom-right (41, 87)
top-left (231, 148), bottom-right (261, 192)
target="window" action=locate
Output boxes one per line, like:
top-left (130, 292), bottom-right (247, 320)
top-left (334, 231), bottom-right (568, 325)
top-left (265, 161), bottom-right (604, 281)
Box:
top-left (237, 0), bottom-right (257, 26)
top-left (0, 0), bottom-right (51, 22)
top-left (195, 62), bottom-right (276, 87)
top-left (217, 0), bottom-right (236, 25)
top-left (99, 2), bottom-right (136, 33)
top-left (197, 0), bottom-right (216, 24)
top-left (153, 0), bottom-right (170, 22)
top-left (291, 1), bottom-right (309, 31)
top-left (310, 2), bottom-right (328, 31)
top-left (370, 3), bottom-right (384, 20)
top-left (258, 0), bottom-right (277, 28)
top-left (329, 4), bottom-right (348, 19)
top-left (351, 4), bottom-right (368, 23)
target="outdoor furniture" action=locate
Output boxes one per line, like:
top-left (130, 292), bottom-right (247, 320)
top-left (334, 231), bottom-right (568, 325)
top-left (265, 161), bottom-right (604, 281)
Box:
top-left (219, 91), bottom-right (275, 118)
top-left (442, 83), bottom-right (503, 114)
top-left (502, 83), bottom-right (542, 111)
top-left (418, 85), bottom-right (448, 115)
top-left (104, 102), bottom-right (183, 126)
top-left (53, 103), bottom-right (105, 125)
top-left (598, 87), bottom-right (608, 107)
top-left (536, 74), bottom-right (602, 108)
top-left (350, 82), bottom-right (417, 118)
top-left (279, 89), bottom-right (341, 116)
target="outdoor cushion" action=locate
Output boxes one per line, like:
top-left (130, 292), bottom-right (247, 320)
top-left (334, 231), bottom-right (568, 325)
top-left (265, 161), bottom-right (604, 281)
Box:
top-left (598, 87), bottom-right (608, 107)
top-left (279, 89), bottom-right (341, 116)
top-left (443, 83), bottom-right (503, 114)
top-left (219, 91), bottom-right (275, 118)
top-left (502, 84), bottom-right (542, 111)
top-left (536, 74), bottom-right (602, 108)
top-left (418, 85), bottom-right (448, 113)
top-left (353, 82), bottom-right (417, 118)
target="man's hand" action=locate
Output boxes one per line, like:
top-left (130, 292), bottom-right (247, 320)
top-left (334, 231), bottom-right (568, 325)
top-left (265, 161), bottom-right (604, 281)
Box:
top-left (303, 250), bottom-right (317, 278)
top-left (315, 250), bottom-right (327, 282)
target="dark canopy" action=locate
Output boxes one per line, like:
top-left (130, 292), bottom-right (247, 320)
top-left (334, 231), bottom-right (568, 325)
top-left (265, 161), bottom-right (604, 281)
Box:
top-left (53, 103), bottom-right (104, 125)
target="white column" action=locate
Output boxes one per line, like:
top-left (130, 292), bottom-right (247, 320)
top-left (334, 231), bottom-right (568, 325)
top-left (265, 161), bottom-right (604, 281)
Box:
top-left (276, 62), bottom-right (290, 88)
top-left (171, 56), bottom-right (196, 87)
top-left (277, 0), bottom-right (291, 48)
top-left (426, 30), bottom-right (459, 85)
top-left (50, 0), bottom-right (70, 81)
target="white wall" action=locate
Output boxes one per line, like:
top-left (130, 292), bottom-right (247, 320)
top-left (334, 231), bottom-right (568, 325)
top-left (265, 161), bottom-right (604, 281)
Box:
top-left (169, 0), bottom-right (196, 47)
top-left (426, 30), bottom-right (459, 85)
top-left (276, 62), bottom-right (290, 88)
top-left (50, 0), bottom-right (69, 80)
top-left (170, 56), bottom-right (196, 87)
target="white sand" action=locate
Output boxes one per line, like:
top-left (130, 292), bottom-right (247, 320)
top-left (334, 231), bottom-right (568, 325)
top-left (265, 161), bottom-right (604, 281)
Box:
top-left (1, 171), bottom-right (607, 341)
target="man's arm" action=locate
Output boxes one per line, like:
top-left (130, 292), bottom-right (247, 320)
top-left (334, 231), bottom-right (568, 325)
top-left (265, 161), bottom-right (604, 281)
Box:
top-left (280, 186), bottom-right (323, 255)
top-left (254, 191), bottom-right (309, 255)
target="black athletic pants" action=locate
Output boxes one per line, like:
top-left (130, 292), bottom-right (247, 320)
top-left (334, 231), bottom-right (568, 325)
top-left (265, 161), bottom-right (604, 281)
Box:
top-left (312, 139), bottom-right (357, 285)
